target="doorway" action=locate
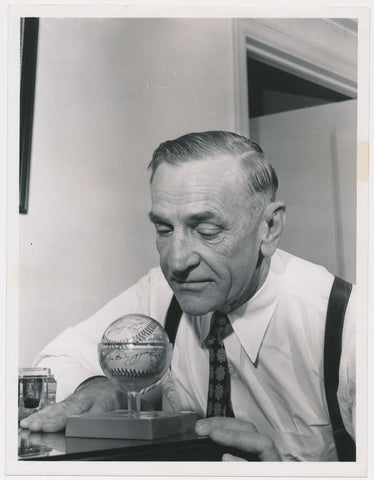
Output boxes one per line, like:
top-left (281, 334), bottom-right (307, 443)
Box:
top-left (234, 19), bottom-right (358, 282)
top-left (247, 56), bottom-right (353, 118)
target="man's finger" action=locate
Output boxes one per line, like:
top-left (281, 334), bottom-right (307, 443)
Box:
top-left (222, 453), bottom-right (247, 462)
top-left (20, 411), bottom-right (67, 432)
top-left (210, 428), bottom-right (280, 461)
top-left (195, 417), bottom-right (279, 461)
top-left (196, 417), bottom-right (258, 434)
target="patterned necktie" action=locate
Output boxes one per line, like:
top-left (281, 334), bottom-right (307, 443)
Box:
top-left (205, 311), bottom-right (235, 418)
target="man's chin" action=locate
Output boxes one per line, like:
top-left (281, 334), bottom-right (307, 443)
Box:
top-left (173, 291), bottom-right (216, 316)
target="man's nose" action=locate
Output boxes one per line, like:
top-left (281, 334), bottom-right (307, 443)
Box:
top-left (167, 232), bottom-right (199, 278)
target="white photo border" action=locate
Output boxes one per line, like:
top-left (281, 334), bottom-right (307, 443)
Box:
top-left (2, 1), bottom-right (372, 479)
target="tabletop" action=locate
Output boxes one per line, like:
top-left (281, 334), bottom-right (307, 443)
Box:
top-left (18, 427), bottom-right (259, 461)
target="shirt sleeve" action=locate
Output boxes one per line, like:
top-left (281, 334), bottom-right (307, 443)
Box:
top-left (33, 267), bottom-right (172, 401)
top-left (337, 285), bottom-right (356, 440)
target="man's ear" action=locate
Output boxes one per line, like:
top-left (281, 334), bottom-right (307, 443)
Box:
top-left (260, 201), bottom-right (286, 258)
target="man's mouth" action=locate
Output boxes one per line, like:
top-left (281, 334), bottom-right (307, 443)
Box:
top-left (172, 279), bottom-right (210, 291)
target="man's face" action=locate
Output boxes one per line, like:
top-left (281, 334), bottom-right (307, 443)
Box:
top-left (149, 156), bottom-right (266, 315)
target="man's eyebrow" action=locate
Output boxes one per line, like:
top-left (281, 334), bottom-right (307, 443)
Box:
top-left (148, 211), bottom-right (166, 224)
top-left (148, 211), bottom-right (219, 224)
top-left (186, 211), bottom-right (219, 224)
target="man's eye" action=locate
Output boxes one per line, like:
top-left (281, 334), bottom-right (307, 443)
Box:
top-left (155, 224), bottom-right (173, 236)
top-left (196, 227), bottom-right (221, 239)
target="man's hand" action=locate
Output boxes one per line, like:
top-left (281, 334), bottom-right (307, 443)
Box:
top-left (195, 417), bottom-right (280, 461)
top-left (19, 377), bottom-right (125, 433)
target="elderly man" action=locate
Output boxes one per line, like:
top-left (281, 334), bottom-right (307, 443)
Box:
top-left (20, 131), bottom-right (355, 462)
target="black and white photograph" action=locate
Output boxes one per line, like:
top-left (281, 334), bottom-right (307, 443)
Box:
top-left (2, 2), bottom-right (372, 479)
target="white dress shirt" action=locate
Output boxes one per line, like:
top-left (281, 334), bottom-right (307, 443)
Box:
top-left (34, 249), bottom-right (355, 461)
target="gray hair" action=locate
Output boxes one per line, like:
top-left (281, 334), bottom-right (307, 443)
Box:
top-left (148, 131), bottom-right (278, 209)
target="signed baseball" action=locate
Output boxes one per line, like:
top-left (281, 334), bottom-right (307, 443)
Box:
top-left (98, 314), bottom-right (172, 393)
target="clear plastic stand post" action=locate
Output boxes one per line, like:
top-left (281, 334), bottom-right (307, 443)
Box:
top-left (127, 391), bottom-right (141, 417)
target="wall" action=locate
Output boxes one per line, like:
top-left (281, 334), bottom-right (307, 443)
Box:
top-left (19, 18), bottom-right (235, 365)
top-left (251, 100), bottom-right (356, 283)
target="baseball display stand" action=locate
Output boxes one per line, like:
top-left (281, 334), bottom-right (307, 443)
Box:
top-left (66, 314), bottom-right (197, 440)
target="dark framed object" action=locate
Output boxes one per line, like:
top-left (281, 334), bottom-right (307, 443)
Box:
top-left (19, 18), bottom-right (39, 214)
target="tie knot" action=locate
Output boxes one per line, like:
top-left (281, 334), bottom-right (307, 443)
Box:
top-left (206, 312), bottom-right (231, 344)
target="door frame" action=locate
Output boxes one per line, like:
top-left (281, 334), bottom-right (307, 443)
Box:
top-left (232, 18), bottom-right (358, 135)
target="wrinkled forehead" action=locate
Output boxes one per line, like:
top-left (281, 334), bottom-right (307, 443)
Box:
top-left (150, 155), bottom-right (248, 191)
top-left (150, 157), bottom-right (253, 215)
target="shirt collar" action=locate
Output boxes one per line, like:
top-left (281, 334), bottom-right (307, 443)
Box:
top-left (196, 263), bottom-right (279, 363)
top-left (229, 268), bottom-right (279, 363)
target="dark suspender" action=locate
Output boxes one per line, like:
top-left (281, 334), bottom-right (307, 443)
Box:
top-left (324, 276), bottom-right (356, 461)
top-left (165, 275), bottom-right (356, 461)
